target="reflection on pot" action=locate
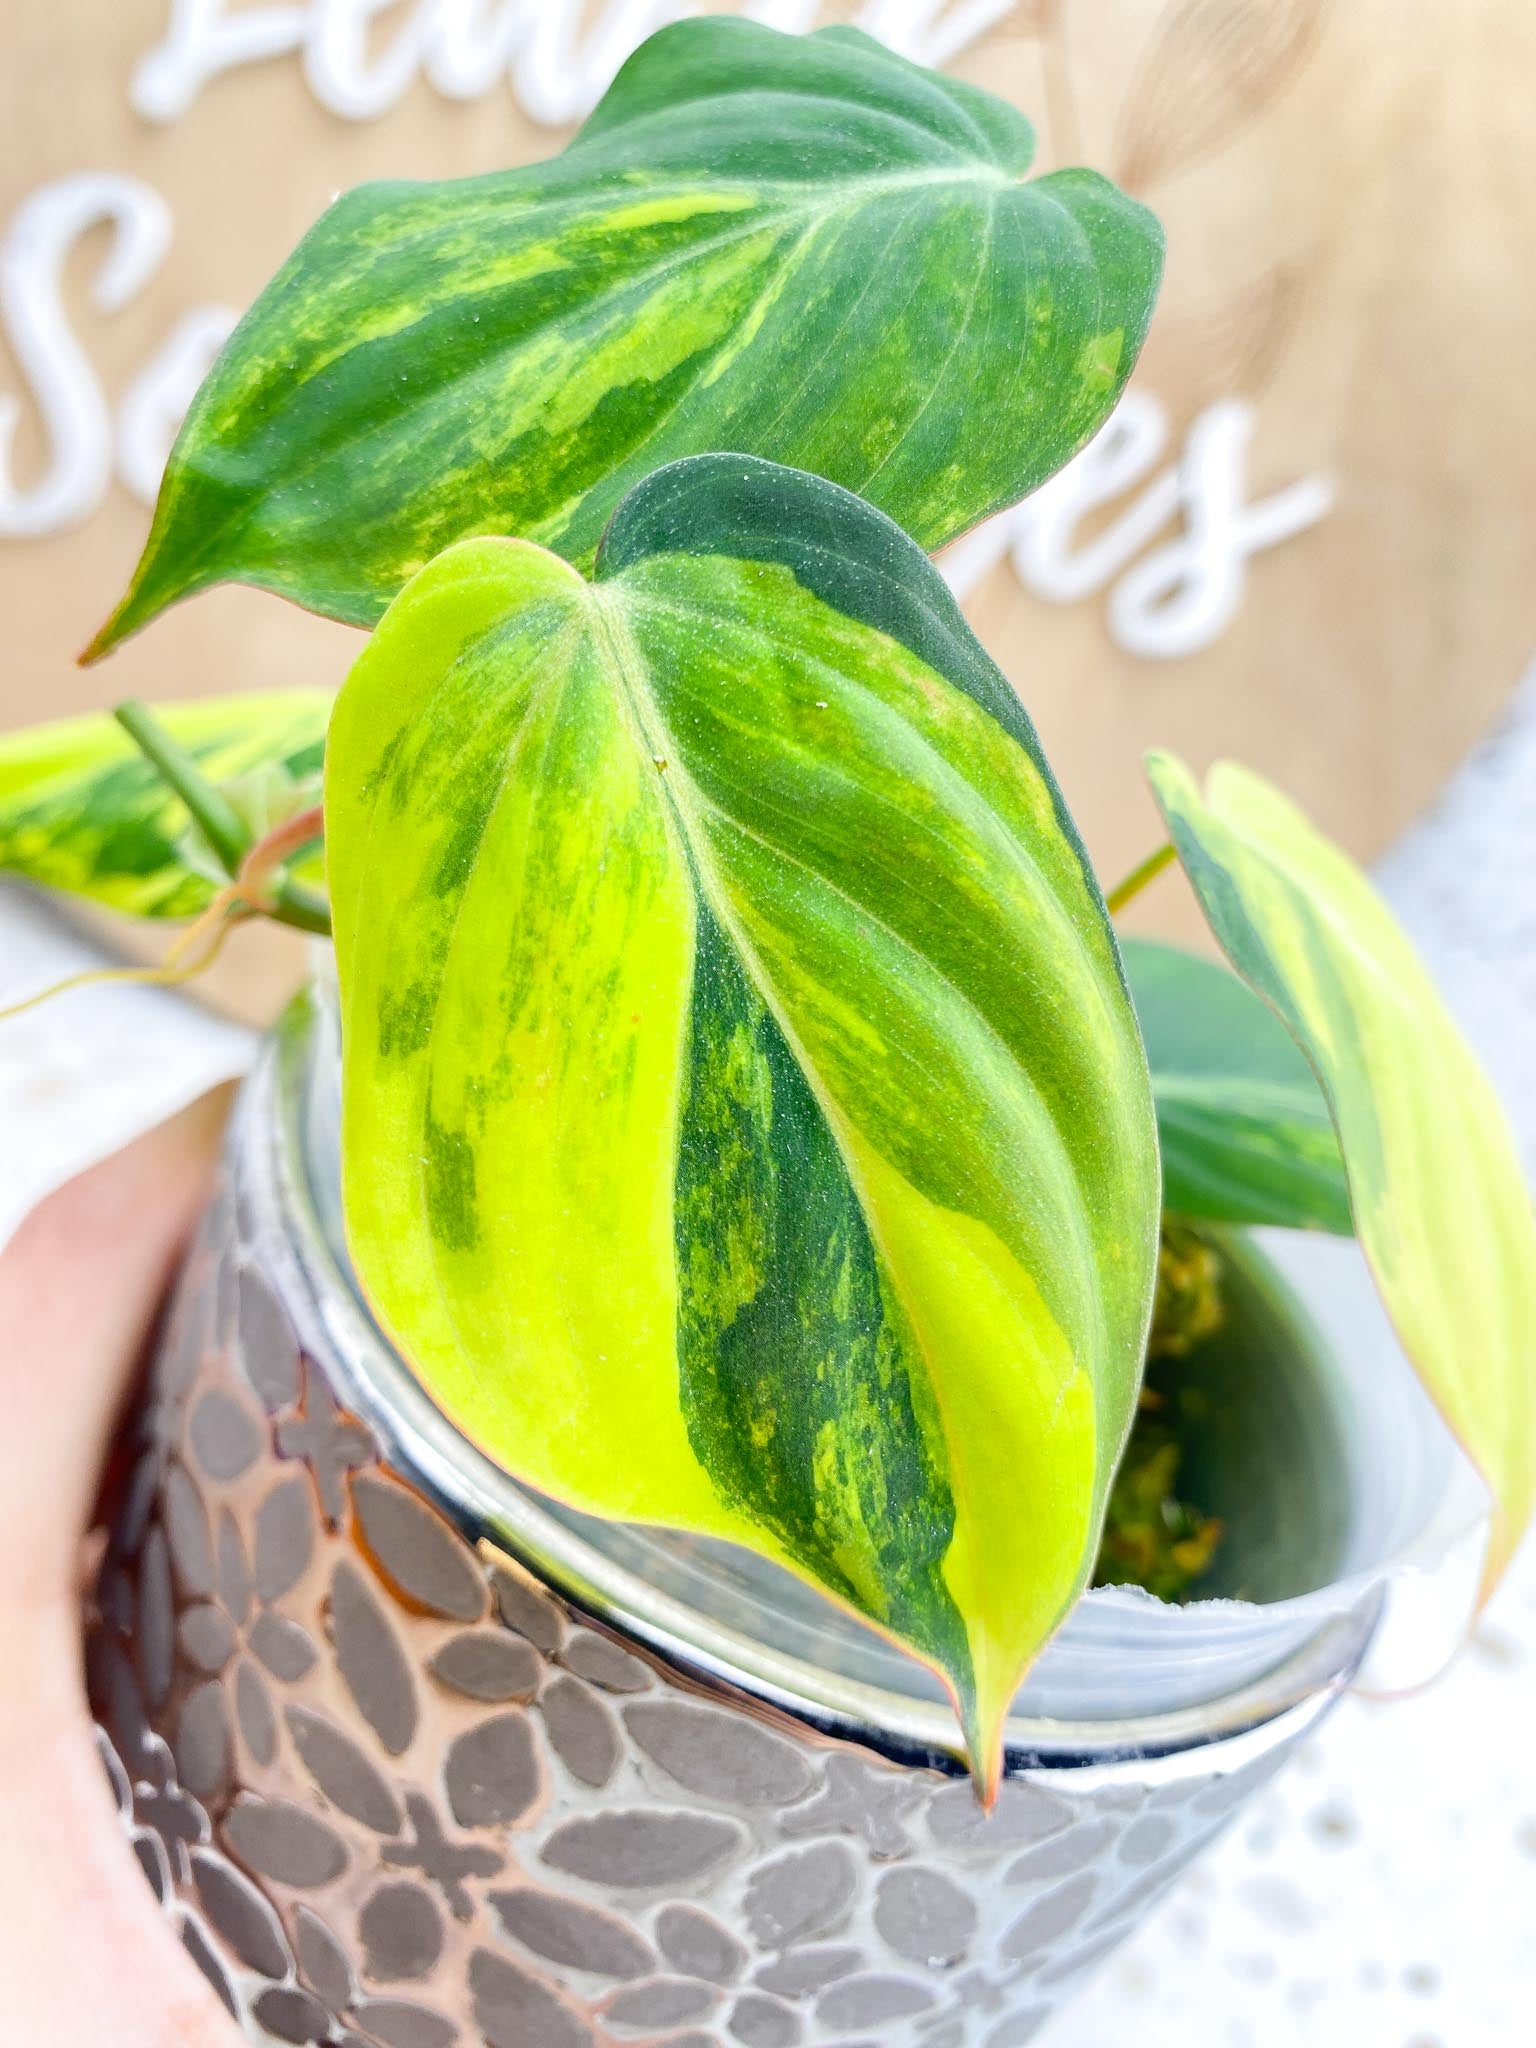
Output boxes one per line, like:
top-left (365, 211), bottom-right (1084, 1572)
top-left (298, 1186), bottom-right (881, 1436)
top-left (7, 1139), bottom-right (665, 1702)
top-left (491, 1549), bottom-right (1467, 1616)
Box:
top-left (87, 996), bottom-right (1402, 2046)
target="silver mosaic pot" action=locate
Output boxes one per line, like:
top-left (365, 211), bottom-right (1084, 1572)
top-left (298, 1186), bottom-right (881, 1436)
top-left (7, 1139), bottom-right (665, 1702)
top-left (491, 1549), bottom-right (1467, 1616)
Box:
top-left (87, 992), bottom-right (1385, 2048)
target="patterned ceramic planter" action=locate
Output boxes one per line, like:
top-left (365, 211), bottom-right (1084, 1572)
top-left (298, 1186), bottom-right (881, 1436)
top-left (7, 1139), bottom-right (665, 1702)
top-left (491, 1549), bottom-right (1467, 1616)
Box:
top-left (87, 992), bottom-right (1386, 2048)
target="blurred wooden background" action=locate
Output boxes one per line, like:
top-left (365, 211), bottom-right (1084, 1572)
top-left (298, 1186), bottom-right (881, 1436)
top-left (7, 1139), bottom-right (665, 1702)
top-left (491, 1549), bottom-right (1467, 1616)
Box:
top-left (3, 0), bottom-right (1533, 1018)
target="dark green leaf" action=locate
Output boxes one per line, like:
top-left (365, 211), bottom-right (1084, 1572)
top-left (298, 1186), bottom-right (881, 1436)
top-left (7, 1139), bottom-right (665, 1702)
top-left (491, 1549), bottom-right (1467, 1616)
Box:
top-left (91, 19), bottom-right (1161, 656)
top-left (1121, 936), bottom-right (1351, 1233)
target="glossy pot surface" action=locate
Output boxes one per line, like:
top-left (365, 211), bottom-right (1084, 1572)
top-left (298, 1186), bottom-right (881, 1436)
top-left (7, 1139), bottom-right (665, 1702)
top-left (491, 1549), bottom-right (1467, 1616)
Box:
top-left (88, 998), bottom-right (1383, 2047)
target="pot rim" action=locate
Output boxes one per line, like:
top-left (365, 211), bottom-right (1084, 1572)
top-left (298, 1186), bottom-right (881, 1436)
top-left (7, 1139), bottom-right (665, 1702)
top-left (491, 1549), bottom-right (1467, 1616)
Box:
top-left (249, 988), bottom-right (1382, 1775)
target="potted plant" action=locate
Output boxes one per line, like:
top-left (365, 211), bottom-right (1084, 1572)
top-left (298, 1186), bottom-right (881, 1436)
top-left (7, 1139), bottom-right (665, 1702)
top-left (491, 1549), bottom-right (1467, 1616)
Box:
top-left (3, 20), bottom-right (1532, 2046)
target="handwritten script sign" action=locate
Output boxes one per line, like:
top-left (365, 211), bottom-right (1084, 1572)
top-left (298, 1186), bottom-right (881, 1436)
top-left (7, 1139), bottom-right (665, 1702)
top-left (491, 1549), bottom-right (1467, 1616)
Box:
top-left (129, 0), bottom-right (1015, 125)
top-left (1, 0), bottom-right (1532, 1015)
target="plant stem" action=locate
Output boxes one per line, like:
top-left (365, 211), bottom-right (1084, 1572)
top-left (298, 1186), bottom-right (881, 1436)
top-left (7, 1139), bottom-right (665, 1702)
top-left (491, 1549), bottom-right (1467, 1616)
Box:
top-left (114, 700), bottom-right (251, 878)
top-left (238, 805), bottom-right (332, 937)
top-left (1105, 841), bottom-right (1175, 917)
top-left (115, 704), bottom-right (333, 938)
top-left (267, 879), bottom-right (332, 936)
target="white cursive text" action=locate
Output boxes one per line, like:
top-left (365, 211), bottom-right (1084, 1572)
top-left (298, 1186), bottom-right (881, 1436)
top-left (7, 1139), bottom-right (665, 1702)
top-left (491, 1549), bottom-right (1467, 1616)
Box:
top-left (940, 391), bottom-right (1336, 661)
top-left (131, 0), bottom-right (1018, 128)
top-left (0, 175), bottom-right (235, 540)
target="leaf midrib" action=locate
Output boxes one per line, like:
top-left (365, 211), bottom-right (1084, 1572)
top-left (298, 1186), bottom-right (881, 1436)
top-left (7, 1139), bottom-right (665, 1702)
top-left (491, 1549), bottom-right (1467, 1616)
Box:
top-left (584, 580), bottom-right (1008, 1647)
top-left (626, 583), bottom-right (1103, 1020)
top-left (584, 577), bottom-right (1104, 1479)
top-left (223, 164), bottom-right (1013, 410)
top-left (161, 164), bottom-right (1015, 619)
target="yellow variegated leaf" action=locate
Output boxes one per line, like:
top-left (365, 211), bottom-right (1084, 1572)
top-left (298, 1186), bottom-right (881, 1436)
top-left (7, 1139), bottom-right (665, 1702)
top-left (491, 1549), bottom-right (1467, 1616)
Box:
top-left (328, 458), bottom-right (1161, 1791)
top-left (0, 695), bottom-right (329, 918)
top-left (1149, 753), bottom-right (1536, 1591)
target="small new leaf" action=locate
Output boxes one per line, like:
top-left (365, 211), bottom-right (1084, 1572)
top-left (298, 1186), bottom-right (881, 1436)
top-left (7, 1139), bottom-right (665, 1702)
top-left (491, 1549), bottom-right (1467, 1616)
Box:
top-left (327, 457), bottom-right (1161, 1792)
top-left (90, 19), bottom-right (1161, 655)
top-left (1149, 753), bottom-right (1536, 1594)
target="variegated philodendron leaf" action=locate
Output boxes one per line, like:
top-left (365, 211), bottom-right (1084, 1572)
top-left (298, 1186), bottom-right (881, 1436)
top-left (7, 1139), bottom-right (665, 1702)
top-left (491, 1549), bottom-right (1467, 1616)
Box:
top-left (90, 18), bottom-right (1162, 657)
top-left (1121, 937), bottom-right (1350, 1233)
top-left (0, 694), bottom-right (329, 918)
top-left (327, 457), bottom-right (1161, 1790)
top-left (1148, 754), bottom-right (1536, 1593)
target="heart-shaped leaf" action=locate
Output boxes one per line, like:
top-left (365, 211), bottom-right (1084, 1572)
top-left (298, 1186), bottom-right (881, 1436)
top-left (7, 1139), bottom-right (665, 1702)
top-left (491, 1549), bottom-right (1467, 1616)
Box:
top-left (0, 694), bottom-right (328, 918)
top-left (1121, 936), bottom-right (1350, 1233)
top-left (327, 456), bottom-right (1160, 1791)
top-left (90, 18), bottom-right (1162, 657)
top-left (1148, 754), bottom-right (1536, 1593)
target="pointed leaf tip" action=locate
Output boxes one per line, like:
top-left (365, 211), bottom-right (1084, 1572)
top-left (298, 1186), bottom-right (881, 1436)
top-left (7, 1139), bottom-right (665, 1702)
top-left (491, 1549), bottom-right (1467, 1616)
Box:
top-left (80, 614), bottom-right (121, 668)
top-left (101, 17), bottom-right (1162, 644)
top-left (81, 565), bottom-right (164, 665)
top-left (329, 463), bottom-right (1160, 1772)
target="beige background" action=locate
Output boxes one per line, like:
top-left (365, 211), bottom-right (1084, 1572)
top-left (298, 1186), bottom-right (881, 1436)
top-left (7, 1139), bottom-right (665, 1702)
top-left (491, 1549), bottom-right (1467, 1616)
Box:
top-left (2, 0), bottom-right (1533, 1012)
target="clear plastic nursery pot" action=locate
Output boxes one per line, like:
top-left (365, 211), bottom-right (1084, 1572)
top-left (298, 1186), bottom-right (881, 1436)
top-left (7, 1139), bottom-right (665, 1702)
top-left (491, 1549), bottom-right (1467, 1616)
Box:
top-left (87, 979), bottom-right (1474, 2048)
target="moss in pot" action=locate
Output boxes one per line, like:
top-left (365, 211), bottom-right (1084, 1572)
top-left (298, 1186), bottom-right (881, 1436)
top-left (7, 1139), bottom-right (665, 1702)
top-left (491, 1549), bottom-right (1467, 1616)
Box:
top-left (0, 17), bottom-right (1533, 2039)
